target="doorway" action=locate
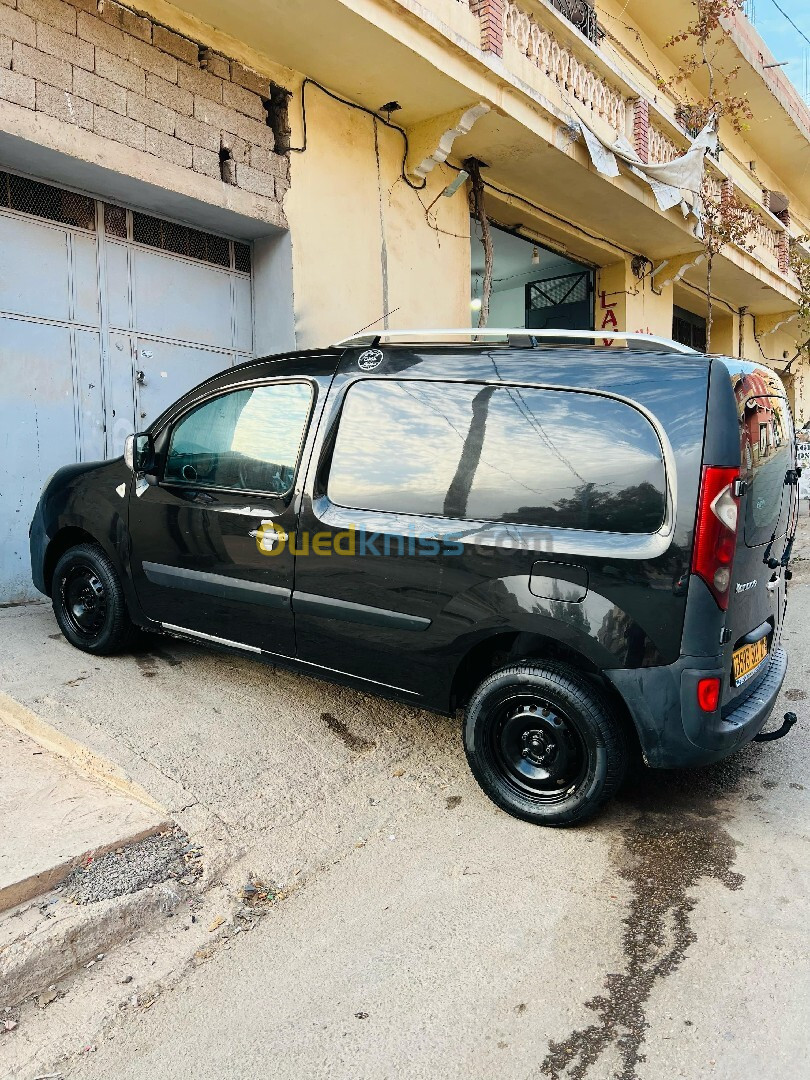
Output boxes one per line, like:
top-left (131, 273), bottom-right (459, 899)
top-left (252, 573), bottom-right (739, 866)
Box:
top-left (470, 224), bottom-right (595, 330)
top-left (672, 305), bottom-right (707, 351)
top-left (0, 169), bottom-right (256, 602)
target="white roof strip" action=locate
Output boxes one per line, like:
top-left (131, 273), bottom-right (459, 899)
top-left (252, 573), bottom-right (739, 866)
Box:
top-left (334, 328), bottom-right (698, 355)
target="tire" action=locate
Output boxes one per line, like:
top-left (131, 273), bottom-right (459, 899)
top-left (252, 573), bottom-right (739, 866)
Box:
top-left (52, 543), bottom-right (137, 655)
top-left (463, 661), bottom-right (628, 826)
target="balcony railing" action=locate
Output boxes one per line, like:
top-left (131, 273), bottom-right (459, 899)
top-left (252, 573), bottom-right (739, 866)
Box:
top-left (503, 1), bottom-right (626, 133)
top-left (647, 125), bottom-right (681, 165)
top-left (550, 0), bottom-right (602, 45)
top-left (702, 175), bottom-right (784, 270)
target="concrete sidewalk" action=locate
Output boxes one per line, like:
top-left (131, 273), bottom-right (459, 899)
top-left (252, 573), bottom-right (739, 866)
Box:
top-left (0, 699), bottom-right (180, 1016)
top-left (0, 720), bottom-right (165, 914)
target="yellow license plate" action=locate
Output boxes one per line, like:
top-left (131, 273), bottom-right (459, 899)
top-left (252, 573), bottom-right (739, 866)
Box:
top-left (732, 636), bottom-right (769, 686)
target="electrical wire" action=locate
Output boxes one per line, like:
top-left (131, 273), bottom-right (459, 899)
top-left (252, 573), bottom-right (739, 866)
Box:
top-left (443, 162), bottom-right (640, 260)
top-left (287, 77), bottom-right (426, 191)
top-left (764, 0), bottom-right (810, 49)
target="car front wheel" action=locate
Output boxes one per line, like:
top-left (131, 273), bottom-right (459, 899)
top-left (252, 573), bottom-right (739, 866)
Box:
top-left (464, 661), bottom-right (628, 826)
top-left (52, 543), bottom-right (136, 655)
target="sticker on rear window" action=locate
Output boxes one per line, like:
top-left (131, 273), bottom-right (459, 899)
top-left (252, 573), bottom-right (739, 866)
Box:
top-left (358, 349), bottom-right (384, 372)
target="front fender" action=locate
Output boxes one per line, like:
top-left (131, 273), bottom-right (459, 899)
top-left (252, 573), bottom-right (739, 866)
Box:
top-left (32, 460), bottom-right (135, 604)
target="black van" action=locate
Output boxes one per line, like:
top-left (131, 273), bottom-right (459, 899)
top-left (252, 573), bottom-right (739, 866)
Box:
top-left (29, 331), bottom-right (799, 825)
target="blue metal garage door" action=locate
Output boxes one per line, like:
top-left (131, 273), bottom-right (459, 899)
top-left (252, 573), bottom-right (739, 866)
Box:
top-left (0, 171), bottom-right (254, 603)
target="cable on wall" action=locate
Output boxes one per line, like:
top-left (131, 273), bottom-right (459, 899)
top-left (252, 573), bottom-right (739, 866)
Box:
top-left (287, 77), bottom-right (427, 191)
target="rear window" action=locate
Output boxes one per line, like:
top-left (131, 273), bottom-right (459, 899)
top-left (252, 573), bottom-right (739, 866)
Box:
top-left (732, 371), bottom-right (794, 547)
top-left (328, 379), bottom-right (667, 533)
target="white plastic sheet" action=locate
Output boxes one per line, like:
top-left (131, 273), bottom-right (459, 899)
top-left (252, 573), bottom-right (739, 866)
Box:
top-left (575, 115), bottom-right (718, 220)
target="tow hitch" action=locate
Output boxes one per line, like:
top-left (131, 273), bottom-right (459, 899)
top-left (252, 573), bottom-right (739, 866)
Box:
top-left (754, 712), bottom-right (798, 743)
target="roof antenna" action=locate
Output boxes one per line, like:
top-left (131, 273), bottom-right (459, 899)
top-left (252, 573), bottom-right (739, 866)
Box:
top-left (350, 307), bottom-right (401, 338)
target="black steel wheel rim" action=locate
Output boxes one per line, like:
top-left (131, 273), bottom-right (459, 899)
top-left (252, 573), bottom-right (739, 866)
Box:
top-left (490, 694), bottom-right (588, 803)
top-left (61, 564), bottom-right (108, 639)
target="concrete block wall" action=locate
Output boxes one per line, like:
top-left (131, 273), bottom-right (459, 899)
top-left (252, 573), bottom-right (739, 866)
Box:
top-left (0, 0), bottom-right (290, 206)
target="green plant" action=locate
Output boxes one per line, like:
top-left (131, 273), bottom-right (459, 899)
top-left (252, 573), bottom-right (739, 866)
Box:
top-left (663, 0), bottom-right (753, 135)
top-left (700, 180), bottom-right (754, 351)
top-left (789, 237), bottom-right (810, 358)
top-left (662, 1), bottom-right (756, 349)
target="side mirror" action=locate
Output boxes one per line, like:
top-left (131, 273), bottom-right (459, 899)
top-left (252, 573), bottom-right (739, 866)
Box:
top-left (124, 433), bottom-right (155, 476)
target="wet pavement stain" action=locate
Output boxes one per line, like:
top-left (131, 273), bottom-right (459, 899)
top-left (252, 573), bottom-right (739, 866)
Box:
top-left (784, 689), bottom-right (807, 701)
top-left (150, 646), bottom-right (183, 667)
top-left (540, 813), bottom-right (743, 1080)
top-left (321, 712), bottom-right (376, 753)
top-left (540, 757), bottom-right (751, 1080)
top-left (445, 795), bottom-right (462, 810)
top-left (134, 648), bottom-right (182, 677)
top-left (135, 655), bottom-right (158, 678)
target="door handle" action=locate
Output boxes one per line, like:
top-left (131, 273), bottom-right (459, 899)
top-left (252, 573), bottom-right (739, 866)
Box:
top-left (249, 524), bottom-right (288, 552)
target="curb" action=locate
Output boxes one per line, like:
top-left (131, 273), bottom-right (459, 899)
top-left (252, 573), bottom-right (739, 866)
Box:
top-left (0, 882), bottom-right (185, 1009)
top-left (0, 692), bottom-right (165, 814)
top-left (0, 821), bottom-right (171, 916)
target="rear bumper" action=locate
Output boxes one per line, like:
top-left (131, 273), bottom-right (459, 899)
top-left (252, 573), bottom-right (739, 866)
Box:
top-left (607, 647), bottom-right (788, 768)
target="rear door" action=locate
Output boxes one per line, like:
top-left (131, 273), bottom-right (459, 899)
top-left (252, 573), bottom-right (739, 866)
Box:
top-left (293, 358), bottom-right (675, 702)
top-left (723, 364), bottom-right (795, 707)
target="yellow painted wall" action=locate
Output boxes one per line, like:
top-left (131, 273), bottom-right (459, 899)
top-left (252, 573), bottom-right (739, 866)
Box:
top-left (284, 87), bottom-right (470, 349)
top-left (595, 260), bottom-right (675, 341)
top-left (134, 0), bottom-right (806, 404)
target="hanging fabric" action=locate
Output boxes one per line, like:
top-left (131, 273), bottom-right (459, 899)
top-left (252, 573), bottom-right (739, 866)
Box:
top-left (573, 115), bottom-right (718, 222)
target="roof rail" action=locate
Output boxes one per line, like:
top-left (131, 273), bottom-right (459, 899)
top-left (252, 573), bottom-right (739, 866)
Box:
top-left (334, 328), bottom-right (698, 355)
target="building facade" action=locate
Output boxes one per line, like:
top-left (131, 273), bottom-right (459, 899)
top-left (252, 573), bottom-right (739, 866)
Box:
top-left (0, 0), bottom-right (808, 601)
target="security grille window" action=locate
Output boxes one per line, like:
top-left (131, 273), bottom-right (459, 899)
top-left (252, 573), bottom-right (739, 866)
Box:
top-left (328, 380), bottom-right (667, 533)
top-left (132, 211), bottom-right (231, 268)
top-left (0, 173), bottom-right (252, 273)
top-left (526, 271), bottom-right (594, 331)
top-left (104, 204), bottom-right (128, 239)
top-left (0, 171), bottom-right (96, 231)
top-left (234, 242), bottom-right (252, 274)
top-left (672, 306), bottom-right (707, 352)
top-left (164, 383), bottom-right (312, 495)
top-left (127, 211), bottom-right (250, 272)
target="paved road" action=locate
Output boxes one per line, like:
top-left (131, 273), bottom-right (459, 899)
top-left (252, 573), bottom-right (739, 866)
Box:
top-left (1, 579), bottom-right (808, 1078)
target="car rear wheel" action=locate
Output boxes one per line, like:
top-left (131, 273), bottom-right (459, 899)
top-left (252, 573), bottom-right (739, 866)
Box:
top-left (52, 543), bottom-right (136, 655)
top-left (463, 661), bottom-right (628, 826)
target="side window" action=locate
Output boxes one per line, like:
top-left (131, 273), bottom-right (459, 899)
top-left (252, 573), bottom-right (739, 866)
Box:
top-left (328, 379), bottom-right (666, 533)
top-left (164, 382), bottom-right (312, 495)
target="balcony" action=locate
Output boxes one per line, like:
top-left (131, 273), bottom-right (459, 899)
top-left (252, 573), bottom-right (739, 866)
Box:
top-left (549, 0), bottom-right (602, 46)
top-left (165, 0), bottom-right (799, 307)
top-left (502, 1), bottom-right (627, 134)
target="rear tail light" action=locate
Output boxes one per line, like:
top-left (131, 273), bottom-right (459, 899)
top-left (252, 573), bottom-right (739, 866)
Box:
top-left (697, 677), bottom-right (721, 712)
top-left (691, 466), bottom-right (740, 610)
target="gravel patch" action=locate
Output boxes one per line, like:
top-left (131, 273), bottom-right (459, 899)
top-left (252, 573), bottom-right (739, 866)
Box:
top-left (61, 830), bottom-right (201, 905)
